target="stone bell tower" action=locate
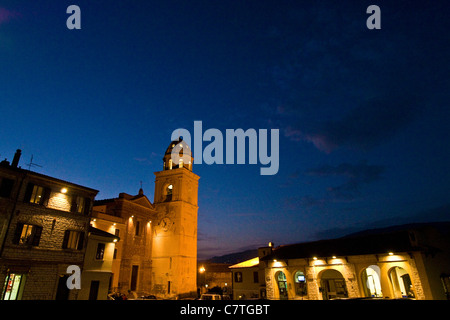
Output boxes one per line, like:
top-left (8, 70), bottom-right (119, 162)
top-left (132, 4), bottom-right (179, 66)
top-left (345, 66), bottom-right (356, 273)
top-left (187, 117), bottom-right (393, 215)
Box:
top-left (152, 138), bottom-right (199, 298)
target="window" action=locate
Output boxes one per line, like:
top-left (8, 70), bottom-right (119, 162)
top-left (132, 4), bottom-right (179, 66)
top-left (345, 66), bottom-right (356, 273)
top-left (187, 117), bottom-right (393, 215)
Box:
top-left (12, 223), bottom-right (42, 246)
top-left (76, 196), bottom-right (85, 213)
top-left (1, 273), bottom-right (25, 300)
top-left (294, 270), bottom-right (307, 296)
top-left (30, 185), bottom-right (44, 204)
top-left (135, 221), bottom-right (141, 236)
top-left (96, 243), bottom-right (105, 260)
top-left (115, 228), bottom-right (120, 237)
top-left (71, 196), bottom-right (90, 215)
top-left (234, 272), bottom-right (243, 283)
top-left (253, 271), bottom-right (259, 283)
top-left (24, 183), bottom-right (50, 206)
top-left (0, 178), bottom-right (14, 198)
top-left (113, 248), bottom-right (118, 259)
top-left (62, 230), bottom-right (85, 250)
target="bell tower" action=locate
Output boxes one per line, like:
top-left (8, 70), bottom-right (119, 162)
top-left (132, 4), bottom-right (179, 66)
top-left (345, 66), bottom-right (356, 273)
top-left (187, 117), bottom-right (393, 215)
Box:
top-left (152, 138), bottom-right (199, 298)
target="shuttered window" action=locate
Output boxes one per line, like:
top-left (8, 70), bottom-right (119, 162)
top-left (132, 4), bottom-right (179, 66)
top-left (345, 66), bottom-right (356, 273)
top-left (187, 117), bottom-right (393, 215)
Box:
top-left (23, 183), bottom-right (51, 206)
top-left (62, 230), bottom-right (85, 250)
top-left (12, 223), bottom-right (43, 246)
top-left (70, 196), bottom-right (91, 215)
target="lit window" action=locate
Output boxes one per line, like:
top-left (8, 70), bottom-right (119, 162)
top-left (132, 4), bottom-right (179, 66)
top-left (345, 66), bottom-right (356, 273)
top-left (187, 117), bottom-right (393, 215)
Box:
top-left (96, 243), bottom-right (105, 260)
top-left (76, 196), bottom-right (85, 214)
top-left (13, 223), bottom-right (42, 246)
top-left (71, 196), bottom-right (89, 215)
top-left (30, 185), bottom-right (44, 204)
top-left (62, 230), bottom-right (84, 250)
top-left (294, 271), bottom-right (307, 296)
top-left (1, 273), bottom-right (25, 300)
top-left (19, 224), bottom-right (33, 244)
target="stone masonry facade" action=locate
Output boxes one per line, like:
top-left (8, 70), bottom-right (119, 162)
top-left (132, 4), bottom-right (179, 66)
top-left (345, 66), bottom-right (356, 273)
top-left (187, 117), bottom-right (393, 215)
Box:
top-left (0, 156), bottom-right (98, 300)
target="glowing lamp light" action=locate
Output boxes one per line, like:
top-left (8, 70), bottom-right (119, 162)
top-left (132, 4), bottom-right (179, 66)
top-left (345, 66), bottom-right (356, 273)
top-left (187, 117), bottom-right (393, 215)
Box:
top-left (61, 188), bottom-right (68, 194)
top-left (313, 257), bottom-right (318, 260)
top-left (388, 252), bottom-right (394, 256)
top-left (332, 256), bottom-right (337, 259)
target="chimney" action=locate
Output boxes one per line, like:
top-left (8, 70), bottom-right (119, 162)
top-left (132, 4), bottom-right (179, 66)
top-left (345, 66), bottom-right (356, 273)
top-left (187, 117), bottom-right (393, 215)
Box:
top-left (258, 242), bottom-right (274, 259)
top-left (11, 149), bottom-right (21, 168)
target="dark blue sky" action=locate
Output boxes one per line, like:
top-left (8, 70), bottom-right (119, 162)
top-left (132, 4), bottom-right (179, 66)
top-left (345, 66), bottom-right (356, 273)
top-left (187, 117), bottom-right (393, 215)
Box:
top-left (1, 1), bottom-right (449, 259)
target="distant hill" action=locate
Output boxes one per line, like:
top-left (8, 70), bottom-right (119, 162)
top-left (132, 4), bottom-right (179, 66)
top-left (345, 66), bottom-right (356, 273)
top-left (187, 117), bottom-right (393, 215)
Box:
top-left (205, 249), bottom-right (259, 265)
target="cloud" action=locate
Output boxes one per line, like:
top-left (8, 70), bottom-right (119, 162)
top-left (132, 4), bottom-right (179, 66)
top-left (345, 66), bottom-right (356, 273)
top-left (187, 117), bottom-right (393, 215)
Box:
top-left (313, 203), bottom-right (450, 240)
top-left (0, 7), bottom-right (20, 25)
top-left (283, 94), bottom-right (421, 153)
top-left (306, 161), bottom-right (385, 201)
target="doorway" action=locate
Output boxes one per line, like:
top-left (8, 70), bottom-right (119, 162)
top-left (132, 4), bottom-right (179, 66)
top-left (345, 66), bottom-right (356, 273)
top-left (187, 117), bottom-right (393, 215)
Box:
top-left (130, 265), bottom-right (139, 291)
top-left (89, 281), bottom-right (100, 300)
top-left (320, 269), bottom-right (348, 300)
top-left (389, 266), bottom-right (415, 298)
top-left (361, 265), bottom-right (383, 297)
top-left (275, 271), bottom-right (288, 300)
top-left (55, 275), bottom-right (70, 300)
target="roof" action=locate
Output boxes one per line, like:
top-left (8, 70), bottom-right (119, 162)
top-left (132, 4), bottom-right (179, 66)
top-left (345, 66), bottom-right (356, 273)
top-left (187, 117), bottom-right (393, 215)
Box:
top-left (229, 257), bottom-right (259, 269)
top-left (260, 222), bottom-right (449, 261)
top-left (0, 165), bottom-right (99, 194)
top-left (94, 192), bottom-right (154, 208)
top-left (88, 226), bottom-right (120, 242)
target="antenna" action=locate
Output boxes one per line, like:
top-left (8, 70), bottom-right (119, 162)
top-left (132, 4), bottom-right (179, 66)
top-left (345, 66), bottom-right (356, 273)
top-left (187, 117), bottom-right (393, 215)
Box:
top-left (27, 155), bottom-right (43, 171)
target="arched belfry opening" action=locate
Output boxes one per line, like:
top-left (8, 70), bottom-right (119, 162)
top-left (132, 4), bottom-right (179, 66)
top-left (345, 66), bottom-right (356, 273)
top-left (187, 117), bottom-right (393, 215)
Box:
top-left (163, 137), bottom-right (193, 171)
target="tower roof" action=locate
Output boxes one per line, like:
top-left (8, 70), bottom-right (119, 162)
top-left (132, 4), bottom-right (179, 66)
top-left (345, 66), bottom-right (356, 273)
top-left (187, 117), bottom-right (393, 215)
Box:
top-left (163, 137), bottom-right (193, 171)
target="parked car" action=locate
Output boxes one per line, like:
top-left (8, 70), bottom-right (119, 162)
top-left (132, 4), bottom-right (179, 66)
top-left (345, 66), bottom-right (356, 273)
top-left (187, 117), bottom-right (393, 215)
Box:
top-left (199, 293), bottom-right (222, 300)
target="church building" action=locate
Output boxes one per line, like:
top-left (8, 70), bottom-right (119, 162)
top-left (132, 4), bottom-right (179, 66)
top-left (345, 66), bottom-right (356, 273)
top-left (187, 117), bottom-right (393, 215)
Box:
top-left (91, 139), bottom-right (199, 299)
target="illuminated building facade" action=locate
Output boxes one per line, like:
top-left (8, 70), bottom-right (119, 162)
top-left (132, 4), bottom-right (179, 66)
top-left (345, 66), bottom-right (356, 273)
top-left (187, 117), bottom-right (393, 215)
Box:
top-left (91, 138), bottom-right (199, 298)
top-left (260, 223), bottom-right (450, 300)
top-left (0, 150), bottom-right (98, 300)
top-left (229, 257), bottom-right (264, 299)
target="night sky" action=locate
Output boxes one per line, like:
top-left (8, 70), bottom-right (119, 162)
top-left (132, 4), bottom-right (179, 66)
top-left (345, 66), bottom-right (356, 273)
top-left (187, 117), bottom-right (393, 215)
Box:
top-left (1, 1), bottom-right (449, 259)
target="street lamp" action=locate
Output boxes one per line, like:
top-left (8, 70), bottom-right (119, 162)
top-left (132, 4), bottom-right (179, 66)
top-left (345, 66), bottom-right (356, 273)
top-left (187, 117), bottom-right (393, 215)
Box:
top-left (199, 266), bottom-right (206, 295)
